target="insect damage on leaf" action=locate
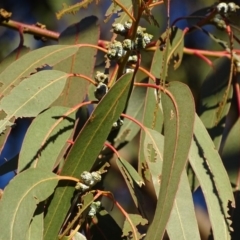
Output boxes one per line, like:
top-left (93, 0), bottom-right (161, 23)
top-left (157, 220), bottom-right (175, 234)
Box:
top-left (159, 26), bottom-right (184, 75)
top-left (56, 0), bottom-right (98, 19)
top-left (122, 213), bottom-right (148, 239)
top-left (147, 143), bottom-right (157, 163)
top-left (104, 0), bottom-right (133, 24)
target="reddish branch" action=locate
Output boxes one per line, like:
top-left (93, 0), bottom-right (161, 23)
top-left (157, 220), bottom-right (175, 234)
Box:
top-left (0, 19), bottom-right (59, 40)
top-left (1, 11), bottom-right (239, 62)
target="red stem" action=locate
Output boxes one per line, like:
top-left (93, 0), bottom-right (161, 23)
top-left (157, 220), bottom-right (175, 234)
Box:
top-left (0, 19), bottom-right (60, 40)
top-left (104, 142), bottom-right (121, 158)
top-left (235, 82), bottom-right (240, 116)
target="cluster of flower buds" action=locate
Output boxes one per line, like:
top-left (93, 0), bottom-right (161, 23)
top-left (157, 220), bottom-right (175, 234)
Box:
top-left (112, 118), bottom-right (124, 129)
top-left (107, 40), bottom-right (126, 60)
top-left (127, 55), bottom-right (138, 63)
top-left (107, 22), bottom-right (153, 61)
top-left (112, 20), bottom-right (132, 36)
top-left (88, 201), bottom-right (101, 218)
top-left (94, 71), bottom-right (108, 101)
top-left (136, 26), bottom-right (153, 49)
top-left (216, 2), bottom-right (240, 14)
top-left (75, 171), bottom-right (102, 192)
top-left (122, 26), bottom-right (153, 51)
top-left (211, 14), bottom-right (227, 29)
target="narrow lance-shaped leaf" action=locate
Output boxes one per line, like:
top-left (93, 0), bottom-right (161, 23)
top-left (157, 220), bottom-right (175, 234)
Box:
top-left (122, 214), bottom-right (148, 239)
top-left (143, 129), bottom-right (200, 240)
top-left (145, 81), bottom-right (195, 240)
top-left (222, 118), bottom-right (240, 189)
top-left (166, 171), bottom-right (201, 240)
top-left (0, 45), bottom-right (30, 74)
top-left (143, 128), bottom-right (164, 190)
top-left (0, 46), bottom-right (30, 153)
top-left (115, 84), bottom-right (146, 146)
top-left (0, 168), bottom-right (59, 240)
top-left (44, 73), bottom-right (133, 239)
top-left (199, 57), bottom-right (233, 149)
top-left (116, 157), bottom-right (145, 212)
top-left (56, 1), bottom-right (96, 19)
top-left (0, 45), bottom-right (79, 98)
top-left (0, 70), bottom-right (68, 134)
top-left (105, 0), bottom-right (133, 24)
top-left (159, 26), bottom-right (184, 84)
top-left (138, 46), bottom-right (164, 180)
top-left (189, 114), bottom-right (234, 240)
top-left (26, 204), bottom-right (44, 240)
top-left (115, 51), bottom-right (152, 145)
top-left (18, 106), bottom-right (75, 172)
top-left (53, 16), bottom-right (99, 107)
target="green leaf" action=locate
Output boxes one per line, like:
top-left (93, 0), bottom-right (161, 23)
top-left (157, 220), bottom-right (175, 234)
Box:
top-left (199, 57), bottom-right (233, 149)
top-left (167, 171), bottom-right (201, 240)
top-left (144, 130), bottom-right (200, 239)
top-left (0, 46), bottom-right (30, 153)
top-left (105, 0), bottom-right (134, 24)
top-left (0, 70), bottom-right (68, 133)
top-left (138, 79), bottom-right (163, 180)
top-left (122, 214), bottom-right (148, 239)
top-left (189, 114), bottom-right (234, 240)
top-left (115, 84), bottom-right (146, 145)
top-left (18, 106), bottom-right (75, 172)
top-left (117, 158), bottom-right (144, 187)
top-left (53, 16), bottom-right (99, 107)
top-left (44, 73), bottom-right (133, 239)
top-left (58, 192), bottom-right (95, 239)
top-left (222, 118), bottom-right (240, 189)
top-left (137, 46), bottom-right (164, 180)
top-left (0, 46), bottom-right (30, 74)
top-left (145, 81), bottom-right (195, 240)
top-left (26, 204), bottom-right (44, 240)
top-left (158, 26), bottom-right (184, 84)
top-left (56, 0), bottom-right (96, 19)
top-left (116, 157), bottom-right (145, 211)
top-left (161, 26), bottom-right (184, 70)
top-left (0, 168), bottom-right (59, 240)
top-left (0, 45), bottom-right (79, 98)
top-left (143, 128), bottom-right (164, 191)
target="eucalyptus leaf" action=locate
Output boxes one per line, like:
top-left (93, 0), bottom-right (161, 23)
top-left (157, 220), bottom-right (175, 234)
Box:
top-left (26, 204), bottom-right (44, 240)
top-left (0, 168), bottom-right (59, 240)
top-left (116, 157), bottom-right (145, 212)
top-left (0, 45), bottom-right (79, 98)
top-left (0, 45), bottom-right (30, 153)
top-left (166, 171), bottom-right (201, 240)
top-left (189, 114), bottom-right (234, 240)
top-left (222, 118), bottom-right (240, 190)
top-left (0, 46), bottom-right (29, 74)
top-left (54, 16), bottom-right (99, 107)
top-left (0, 70), bottom-right (68, 134)
top-left (138, 82), bottom-right (163, 181)
top-left (18, 106), bottom-right (75, 172)
top-left (44, 73), bottom-right (133, 239)
top-left (115, 85), bottom-right (146, 145)
top-left (122, 213), bottom-right (148, 240)
top-left (145, 81), bottom-right (195, 240)
top-left (199, 57), bottom-right (233, 149)
top-left (143, 129), bottom-right (200, 239)
top-left (105, 0), bottom-right (134, 24)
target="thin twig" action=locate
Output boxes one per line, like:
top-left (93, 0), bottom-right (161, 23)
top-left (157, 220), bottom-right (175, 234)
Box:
top-left (0, 19), bottom-right (59, 40)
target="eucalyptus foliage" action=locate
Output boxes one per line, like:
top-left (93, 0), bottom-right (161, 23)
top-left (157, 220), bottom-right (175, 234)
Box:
top-left (0, 1), bottom-right (239, 240)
